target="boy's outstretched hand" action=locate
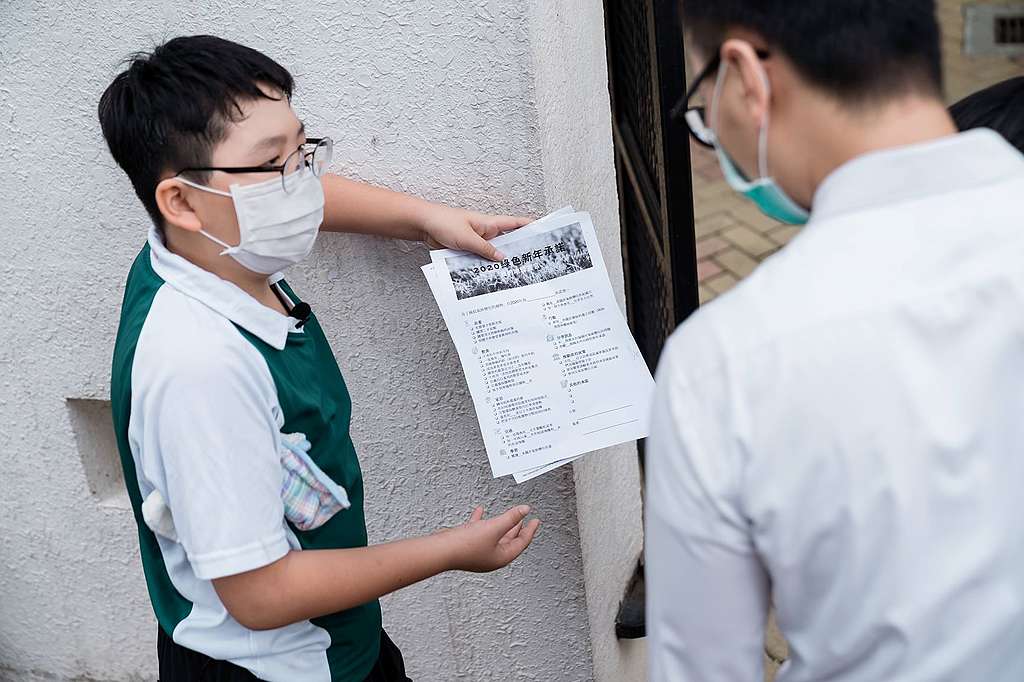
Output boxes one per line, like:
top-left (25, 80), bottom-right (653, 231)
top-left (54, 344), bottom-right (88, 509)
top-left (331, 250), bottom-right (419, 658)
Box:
top-left (420, 206), bottom-right (532, 262)
top-left (438, 505), bottom-right (541, 572)
top-left (213, 504), bottom-right (542, 630)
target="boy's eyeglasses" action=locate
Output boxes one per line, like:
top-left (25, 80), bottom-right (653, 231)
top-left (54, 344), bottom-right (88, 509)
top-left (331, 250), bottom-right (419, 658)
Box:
top-left (670, 49), bottom-right (771, 149)
top-left (177, 137), bottom-right (334, 194)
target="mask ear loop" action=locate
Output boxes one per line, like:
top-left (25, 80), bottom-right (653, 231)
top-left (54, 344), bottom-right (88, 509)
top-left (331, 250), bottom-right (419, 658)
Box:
top-left (712, 55), bottom-right (774, 183)
top-left (175, 175), bottom-right (232, 198)
top-left (173, 176), bottom-right (238, 254)
top-left (709, 58), bottom-right (729, 146)
top-left (757, 65), bottom-right (772, 181)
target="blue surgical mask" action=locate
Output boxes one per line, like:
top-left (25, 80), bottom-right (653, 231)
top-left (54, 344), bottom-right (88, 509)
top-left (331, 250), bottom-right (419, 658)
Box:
top-left (709, 62), bottom-right (810, 225)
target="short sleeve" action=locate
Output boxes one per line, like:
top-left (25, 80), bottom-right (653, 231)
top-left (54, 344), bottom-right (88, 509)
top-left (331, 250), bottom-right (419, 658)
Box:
top-left (133, 338), bottom-right (289, 580)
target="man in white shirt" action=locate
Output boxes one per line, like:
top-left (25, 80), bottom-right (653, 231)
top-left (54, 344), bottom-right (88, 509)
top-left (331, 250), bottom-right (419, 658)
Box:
top-left (646, 2), bottom-right (1024, 680)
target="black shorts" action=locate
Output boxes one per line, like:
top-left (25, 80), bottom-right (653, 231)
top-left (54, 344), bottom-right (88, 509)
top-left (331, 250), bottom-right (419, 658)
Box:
top-left (157, 625), bottom-right (412, 681)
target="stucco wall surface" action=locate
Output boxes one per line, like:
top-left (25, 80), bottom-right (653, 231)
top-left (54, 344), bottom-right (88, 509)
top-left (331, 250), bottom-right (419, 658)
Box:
top-left (0, 1), bottom-right (615, 680)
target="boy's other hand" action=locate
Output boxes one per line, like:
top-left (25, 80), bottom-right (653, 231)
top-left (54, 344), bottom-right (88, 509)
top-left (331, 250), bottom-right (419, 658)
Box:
top-left (440, 505), bottom-right (541, 572)
top-left (421, 206), bottom-right (531, 261)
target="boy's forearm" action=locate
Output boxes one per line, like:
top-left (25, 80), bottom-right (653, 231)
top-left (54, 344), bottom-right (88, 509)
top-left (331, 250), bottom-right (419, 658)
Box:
top-left (319, 174), bottom-right (432, 241)
top-left (214, 533), bottom-right (454, 631)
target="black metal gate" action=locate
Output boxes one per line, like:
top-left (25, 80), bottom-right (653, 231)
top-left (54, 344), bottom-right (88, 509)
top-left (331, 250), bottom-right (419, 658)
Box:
top-left (603, 0), bottom-right (698, 640)
top-left (604, 0), bottom-right (699, 373)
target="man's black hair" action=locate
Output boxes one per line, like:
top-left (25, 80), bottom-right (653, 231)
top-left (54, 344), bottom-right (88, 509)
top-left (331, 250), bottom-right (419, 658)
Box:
top-left (950, 76), bottom-right (1024, 153)
top-left (98, 35), bottom-right (294, 227)
top-left (681, 0), bottom-right (944, 103)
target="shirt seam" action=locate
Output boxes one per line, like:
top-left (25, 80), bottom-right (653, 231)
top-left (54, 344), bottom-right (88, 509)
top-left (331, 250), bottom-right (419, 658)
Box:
top-left (189, 530), bottom-right (290, 580)
top-left (812, 166), bottom-right (1024, 223)
top-left (188, 532), bottom-right (289, 563)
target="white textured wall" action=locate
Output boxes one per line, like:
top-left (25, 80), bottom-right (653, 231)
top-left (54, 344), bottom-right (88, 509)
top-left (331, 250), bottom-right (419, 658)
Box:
top-left (0, 1), bottom-right (630, 680)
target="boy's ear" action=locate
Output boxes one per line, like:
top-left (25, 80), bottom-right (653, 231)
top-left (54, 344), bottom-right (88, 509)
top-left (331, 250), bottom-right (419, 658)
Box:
top-left (155, 178), bottom-right (204, 233)
top-left (722, 38), bottom-right (771, 126)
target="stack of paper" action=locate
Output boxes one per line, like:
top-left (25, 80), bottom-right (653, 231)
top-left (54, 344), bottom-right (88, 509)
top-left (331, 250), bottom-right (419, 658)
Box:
top-left (422, 208), bottom-right (655, 482)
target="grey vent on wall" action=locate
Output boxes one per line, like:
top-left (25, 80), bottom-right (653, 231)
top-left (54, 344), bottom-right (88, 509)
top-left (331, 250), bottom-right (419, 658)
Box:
top-left (965, 4), bottom-right (1024, 55)
top-left (67, 398), bottom-right (131, 510)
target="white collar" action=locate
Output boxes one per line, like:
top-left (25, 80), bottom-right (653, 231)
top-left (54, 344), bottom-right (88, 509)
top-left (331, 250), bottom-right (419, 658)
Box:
top-left (811, 129), bottom-right (1024, 222)
top-left (147, 226), bottom-right (295, 350)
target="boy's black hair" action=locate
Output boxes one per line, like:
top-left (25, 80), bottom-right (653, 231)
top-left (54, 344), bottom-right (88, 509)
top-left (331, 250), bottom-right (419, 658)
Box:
top-left (98, 35), bottom-right (294, 227)
top-left (950, 76), bottom-right (1024, 153)
top-left (681, 0), bottom-right (943, 103)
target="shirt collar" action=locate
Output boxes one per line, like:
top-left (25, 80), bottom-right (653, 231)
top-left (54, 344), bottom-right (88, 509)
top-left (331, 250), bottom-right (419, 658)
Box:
top-left (147, 226), bottom-right (294, 350)
top-left (811, 129), bottom-right (1024, 222)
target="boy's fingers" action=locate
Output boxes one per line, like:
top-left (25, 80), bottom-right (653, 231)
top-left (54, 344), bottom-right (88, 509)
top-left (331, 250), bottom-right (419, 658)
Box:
top-left (490, 215), bottom-right (532, 231)
top-left (490, 505), bottom-right (531, 536)
top-left (459, 232), bottom-right (504, 262)
top-left (500, 520), bottom-right (524, 543)
top-left (504, 519), bottom-right (541, 560)
top-left (470, 506), bottom-right (485, 522)
top-left (507, 215), bottom-right (534, 228)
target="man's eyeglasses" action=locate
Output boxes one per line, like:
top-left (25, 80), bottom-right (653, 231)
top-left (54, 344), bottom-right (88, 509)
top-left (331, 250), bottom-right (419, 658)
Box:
top-left (671, 49), bottom-right (771, 149)
top-left (177, 137), bottom-right (334, 194)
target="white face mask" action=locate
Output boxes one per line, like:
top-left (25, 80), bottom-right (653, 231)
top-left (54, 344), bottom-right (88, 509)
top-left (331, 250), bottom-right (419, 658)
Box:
top-left (178, 168), bottom-right (325, 274)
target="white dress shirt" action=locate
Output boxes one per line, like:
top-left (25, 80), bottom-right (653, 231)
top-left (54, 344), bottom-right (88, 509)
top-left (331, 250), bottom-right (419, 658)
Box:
top-left (646, 130), bottom-right (1024, 682)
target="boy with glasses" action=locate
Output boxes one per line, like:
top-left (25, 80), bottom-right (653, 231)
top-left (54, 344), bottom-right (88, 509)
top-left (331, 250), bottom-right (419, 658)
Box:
top-left (100, 35), bottom-right (539, 682)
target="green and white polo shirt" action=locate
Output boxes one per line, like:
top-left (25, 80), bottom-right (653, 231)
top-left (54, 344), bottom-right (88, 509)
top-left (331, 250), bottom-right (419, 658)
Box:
top-left (111, 227), bottom-right (382, 681)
